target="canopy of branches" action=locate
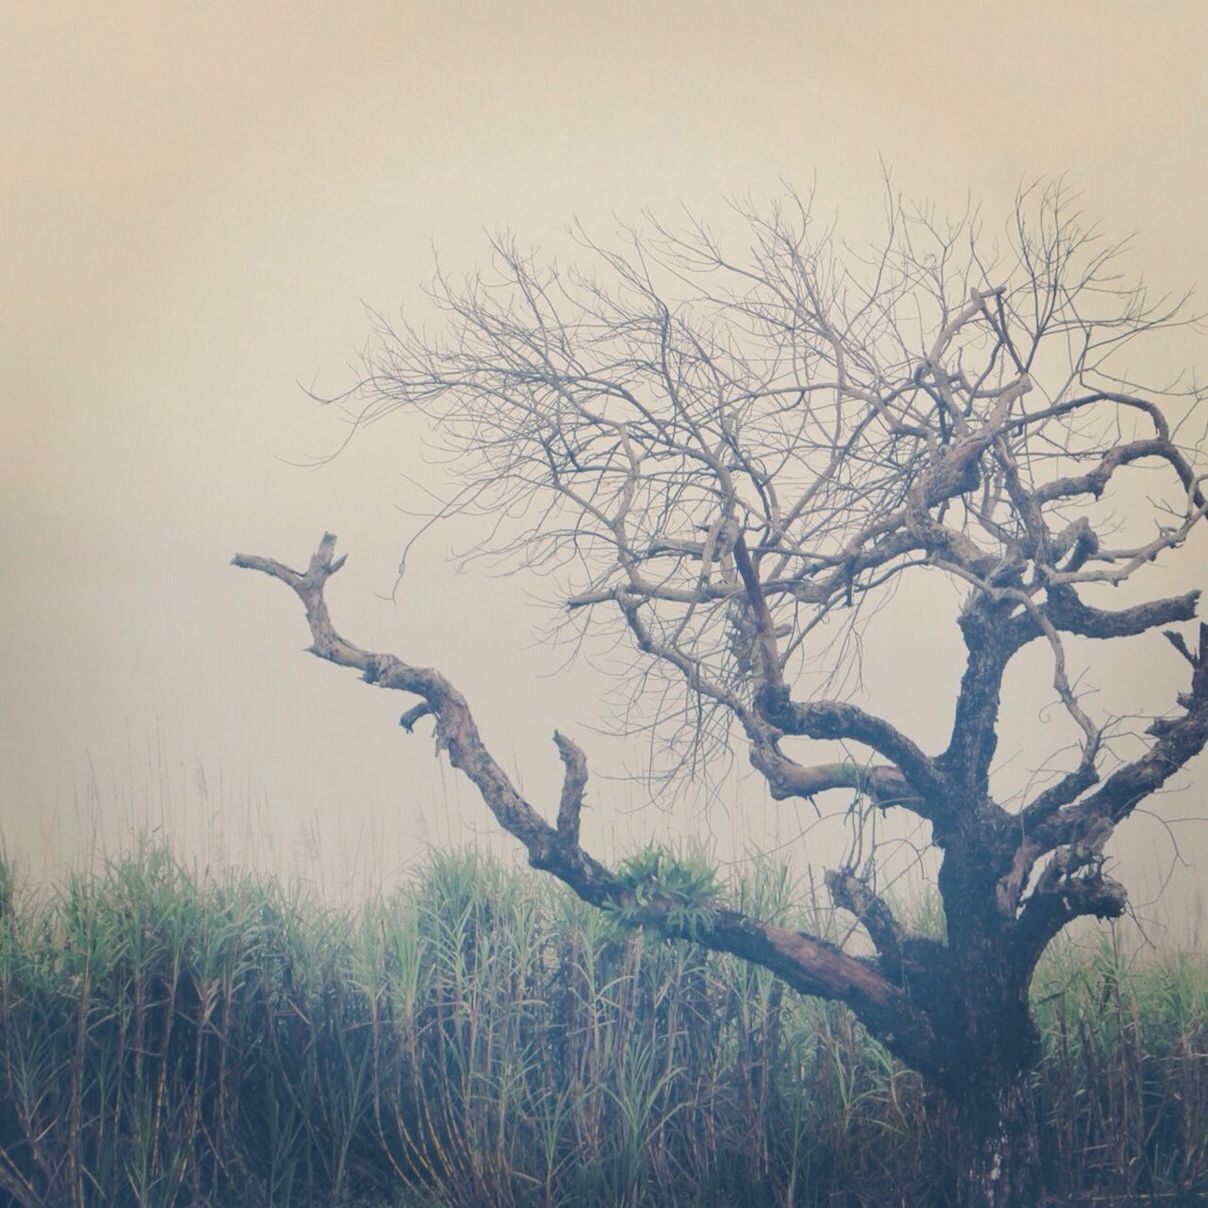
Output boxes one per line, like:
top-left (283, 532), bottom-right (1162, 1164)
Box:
top-left (344, 186), bottom-right (1204, 802)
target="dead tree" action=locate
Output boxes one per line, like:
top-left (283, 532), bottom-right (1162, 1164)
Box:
top-left (235, 185), bottom-right (1207, 1204)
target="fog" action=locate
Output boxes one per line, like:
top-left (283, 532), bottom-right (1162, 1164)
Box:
top-left (3, 2), bottom-right (1206, 939)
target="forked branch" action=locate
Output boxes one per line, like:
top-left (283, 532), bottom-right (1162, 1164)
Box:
top-left (233, 535), bottom-right (942, 1067)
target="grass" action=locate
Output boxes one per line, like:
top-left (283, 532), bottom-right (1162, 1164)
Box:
top-left (0, 843), bottom-right (1203, 1206)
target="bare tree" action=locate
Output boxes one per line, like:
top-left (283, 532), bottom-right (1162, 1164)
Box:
top-left (235, 185), bottom-right (1207, 1204)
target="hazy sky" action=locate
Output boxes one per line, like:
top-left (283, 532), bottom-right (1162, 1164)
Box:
top-left (3, 2), bottom-right (1206, 926)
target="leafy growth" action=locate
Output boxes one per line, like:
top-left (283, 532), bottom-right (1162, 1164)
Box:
top-left (607, 845), bottom-right (723, 937)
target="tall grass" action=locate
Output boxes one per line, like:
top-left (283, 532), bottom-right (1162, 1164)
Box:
top-left (0, 844), bottom-right (1203, 1206)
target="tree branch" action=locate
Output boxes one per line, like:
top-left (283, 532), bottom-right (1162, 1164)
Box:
top-left (232, 535), bottom-right (940, 1063)
top-left (552, 730), bottom-right (588, 848)
top-left (1045, 587), bottom-right (1201, 640)
top-left (747, 740), bottom-right (916, 809)
top-left (1033, 437), bottom-right (1203, 507)
top-left (941, 598), bottom-right (1019, 797)
top-left (825, 867), bottom-right (905, 966)
top-left (1027, 624), bottom-right (1208, 852)
top-left (757, 687), bottom-right (948, 806)
top-left (1013, 869), bottom-right (1128, 968)
top-left (1011, 816), bottom-right (1128, 966)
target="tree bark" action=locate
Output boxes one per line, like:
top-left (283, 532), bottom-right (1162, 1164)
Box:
top-left (926, 836), bottom-right (1046, 1206)
top-left (948, 1065), bottom-right (1041, 1208)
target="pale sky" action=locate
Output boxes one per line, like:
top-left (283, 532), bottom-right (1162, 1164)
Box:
top-left (3, 2), bottom-right (1206, 931)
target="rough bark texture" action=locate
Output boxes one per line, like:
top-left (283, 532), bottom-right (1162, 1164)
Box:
top-left (950, 1068), bottom-right (1041, 1207)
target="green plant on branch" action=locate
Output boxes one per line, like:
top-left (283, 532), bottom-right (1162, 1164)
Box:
top-left (606, 846), bottom-right (723, 938)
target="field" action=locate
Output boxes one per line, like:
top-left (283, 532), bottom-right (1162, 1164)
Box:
top-left (0, 846), bottom-right (1204, 1206)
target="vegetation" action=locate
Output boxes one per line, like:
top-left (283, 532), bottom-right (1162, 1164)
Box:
top-left (0, 845), bottom-right (1203, 1206)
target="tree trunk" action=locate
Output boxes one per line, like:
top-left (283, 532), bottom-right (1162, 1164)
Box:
top-left (948, 1066), bottom-right (1041, 1207)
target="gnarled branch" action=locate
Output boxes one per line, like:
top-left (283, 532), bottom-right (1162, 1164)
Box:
top-left (233, 535), bottom-right (944, 1067)
top-left (825, 866), bottom-right (905, 967)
